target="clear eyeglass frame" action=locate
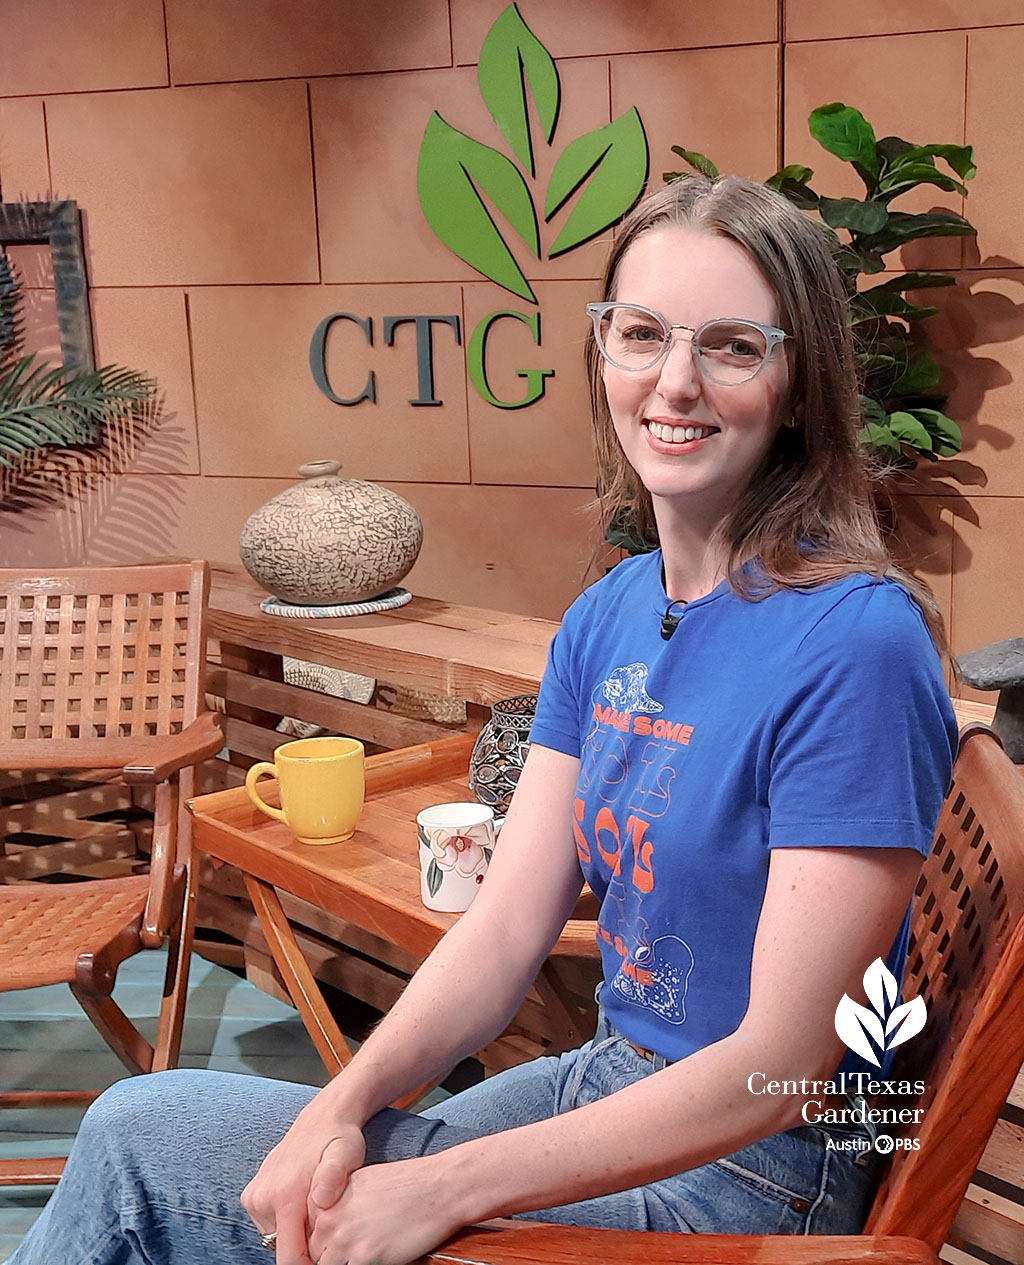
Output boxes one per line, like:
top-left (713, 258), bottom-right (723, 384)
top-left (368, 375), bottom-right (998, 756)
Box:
top-left (586, 301), bottom-right (789, 385)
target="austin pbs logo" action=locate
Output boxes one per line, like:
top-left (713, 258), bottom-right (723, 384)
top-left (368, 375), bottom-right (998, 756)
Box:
top-left (835, 958), bottom-right (927, 1067)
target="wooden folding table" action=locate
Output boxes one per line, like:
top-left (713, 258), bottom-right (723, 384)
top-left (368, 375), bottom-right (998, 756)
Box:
top-left (186, 733), bottom-right (600, 1104)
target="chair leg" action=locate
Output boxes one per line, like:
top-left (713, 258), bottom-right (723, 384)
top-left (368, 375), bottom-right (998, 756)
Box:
top-left (151, 858), bottom-right (199, 1072)
top-left (72, 923), bottom-right (155, 1075)
top-left (70, 986), bottom-right (154, 1075)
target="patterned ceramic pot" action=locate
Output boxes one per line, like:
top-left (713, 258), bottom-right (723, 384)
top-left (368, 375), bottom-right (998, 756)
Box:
top-left (239, 460), bottom-right (423, 604)
top-left (469, 694), bottom-right (538, 814)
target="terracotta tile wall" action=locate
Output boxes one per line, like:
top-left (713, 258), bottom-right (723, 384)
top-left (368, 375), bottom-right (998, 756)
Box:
top-left (0, 2), bottom-right (1019, 689)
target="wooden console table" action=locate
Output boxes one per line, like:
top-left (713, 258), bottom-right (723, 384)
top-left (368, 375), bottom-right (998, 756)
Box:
top-left (207, 564), bottom-right (558, 766)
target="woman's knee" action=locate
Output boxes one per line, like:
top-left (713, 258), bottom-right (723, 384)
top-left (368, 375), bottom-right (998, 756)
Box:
top-left (81, 1072), bottom-right (263, 1153)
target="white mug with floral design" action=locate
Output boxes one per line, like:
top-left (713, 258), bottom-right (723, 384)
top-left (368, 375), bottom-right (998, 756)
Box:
top-left (417, 801), bottom-right (497, 912)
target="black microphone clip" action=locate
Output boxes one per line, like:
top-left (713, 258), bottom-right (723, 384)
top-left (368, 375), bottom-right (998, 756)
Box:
top-left (660, 600), bottom-right (686, 641)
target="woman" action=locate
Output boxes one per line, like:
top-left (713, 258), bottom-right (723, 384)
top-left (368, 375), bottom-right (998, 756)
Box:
top-left (11, 176), bottom-right (957, 1265)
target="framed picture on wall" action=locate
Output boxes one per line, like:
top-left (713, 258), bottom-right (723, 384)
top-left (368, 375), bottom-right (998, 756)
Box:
top-left (0, 200), bottom-right (94, 372)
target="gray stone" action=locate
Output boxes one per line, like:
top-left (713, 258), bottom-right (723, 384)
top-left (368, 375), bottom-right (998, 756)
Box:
top-left (958, 638), bottom-right (1024, 763)
top-left (957, 637), bottom-right (1024, 690)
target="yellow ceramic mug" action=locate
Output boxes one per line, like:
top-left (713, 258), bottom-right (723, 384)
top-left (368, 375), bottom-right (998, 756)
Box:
top-left (245, 736), bottom-right (365, 844)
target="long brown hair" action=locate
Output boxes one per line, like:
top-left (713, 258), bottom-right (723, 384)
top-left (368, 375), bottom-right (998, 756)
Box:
top-left (587, 175), bottom-right (947, 653)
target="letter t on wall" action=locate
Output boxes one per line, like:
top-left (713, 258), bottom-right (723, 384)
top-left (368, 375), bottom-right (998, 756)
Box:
top-left (383, 314), bottom-right (462, 406)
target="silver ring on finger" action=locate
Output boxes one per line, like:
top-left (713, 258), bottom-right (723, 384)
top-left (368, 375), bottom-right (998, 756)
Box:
top-left (259, 1230), bottom-right (277, 1250)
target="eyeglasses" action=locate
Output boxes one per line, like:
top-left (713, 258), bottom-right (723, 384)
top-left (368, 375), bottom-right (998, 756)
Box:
top-left (586, 302), bottom-right (789, 385)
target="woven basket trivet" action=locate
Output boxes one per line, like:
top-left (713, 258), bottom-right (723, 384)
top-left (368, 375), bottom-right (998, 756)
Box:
top-left (260, 588), bottom-right (413, 618)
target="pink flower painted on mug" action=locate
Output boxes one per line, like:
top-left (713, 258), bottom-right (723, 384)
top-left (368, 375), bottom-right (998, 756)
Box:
top-left (429, 829), bottom-right (489, 878)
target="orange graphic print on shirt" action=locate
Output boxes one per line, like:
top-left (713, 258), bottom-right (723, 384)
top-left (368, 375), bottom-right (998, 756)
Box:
top-left (578, 662), bottom-right (695, 1025)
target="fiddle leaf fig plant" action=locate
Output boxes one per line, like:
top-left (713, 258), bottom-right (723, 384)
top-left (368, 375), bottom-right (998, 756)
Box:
top-left (665, 102), bottom-right (976, 469)
top-left (0, 246), bottom-right (154, 478)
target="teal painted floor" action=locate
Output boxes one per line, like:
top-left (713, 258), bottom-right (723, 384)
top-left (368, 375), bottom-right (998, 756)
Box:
top-left (0, 948), bottom-right (451, 1262)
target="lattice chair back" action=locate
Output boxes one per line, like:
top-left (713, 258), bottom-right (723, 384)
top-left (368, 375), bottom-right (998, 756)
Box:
top-left (865, 725), bottom-right (1024, 1249)
top-left (0, 562), bottom-right (207, 746)
top-left (0, 562), bottom-right (222, 1188)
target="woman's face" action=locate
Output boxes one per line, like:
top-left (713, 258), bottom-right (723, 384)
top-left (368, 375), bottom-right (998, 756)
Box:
top-left (602, 226), bottom-right (791, 524)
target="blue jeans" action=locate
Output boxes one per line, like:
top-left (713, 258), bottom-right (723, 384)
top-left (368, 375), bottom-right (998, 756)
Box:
top-left (10, 1013), bottom-right (881, 1262)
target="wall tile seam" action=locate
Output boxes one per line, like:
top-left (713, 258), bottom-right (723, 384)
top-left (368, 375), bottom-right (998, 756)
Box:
top-left (305, 81), bottom-right (323, 287)
top-left (104, 475), bottom-right (600, 491)
top-left (783, 22), bottom-right (1024, 44)
top-left (4, 24), bottom-right (1022, 102)
top-left (160, 0), bottom-right (172, 88)
top-left (890, 493), bottom-right (1024, 499)
top-left (182, 290), bottom-right (202, 478)
top-left (0, 84), bottom-right (170, 101)
top-left (456, 38), bottom-right (783, 71)
top-left (161, 65), bottom-right (455, 90)
top-left (71, 270), bottom-right (1023, 286)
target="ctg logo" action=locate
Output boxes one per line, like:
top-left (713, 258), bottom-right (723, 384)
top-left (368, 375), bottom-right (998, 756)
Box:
top-left (835, 958), bottom-right (927, 1068)
top-left (311, 4), bottom-right (649, 411)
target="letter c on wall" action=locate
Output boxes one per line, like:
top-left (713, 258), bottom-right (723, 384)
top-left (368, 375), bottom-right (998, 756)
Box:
top-left (310, 312), bottom-right (376, 405)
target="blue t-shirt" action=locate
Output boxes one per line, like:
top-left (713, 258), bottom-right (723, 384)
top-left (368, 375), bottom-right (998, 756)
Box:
top-left (530, 550), bottom-right (957, 1074)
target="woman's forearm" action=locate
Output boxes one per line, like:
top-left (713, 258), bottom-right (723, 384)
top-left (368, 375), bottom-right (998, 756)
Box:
top-left (434, 1028), bottom-right (810, 1223)
top-left (316, 745), bottom-right (586, 1125)
top-left (315, 899), bottom-right (561, 1124)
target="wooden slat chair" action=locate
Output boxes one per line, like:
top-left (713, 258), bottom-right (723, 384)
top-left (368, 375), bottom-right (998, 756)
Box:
top-left (428, 725), bottom-right (1024, 1265)
top-left (0, 561), bottom-right (224, 1187)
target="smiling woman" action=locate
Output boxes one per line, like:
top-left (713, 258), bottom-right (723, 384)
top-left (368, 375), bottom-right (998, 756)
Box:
top-left (9, 176), bottom-right (958, 1265)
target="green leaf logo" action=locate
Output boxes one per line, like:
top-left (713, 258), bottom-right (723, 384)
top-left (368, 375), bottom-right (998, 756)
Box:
top-left (418, 110), bottom-right (540, 303)
top-left (418, 3), bottom-right (648, 300)
top-left (478, 3), bottom-right (560, 177)
top-left (546, 109), bottom-right (649, 257)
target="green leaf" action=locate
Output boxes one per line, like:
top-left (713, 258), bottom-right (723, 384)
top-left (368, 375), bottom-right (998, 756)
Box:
top-left (897, 143), bottom-right (976, 181)
top-left (888, 410), bottom-right (934, 451)
top-left (418, 111), bottom-right (539, 302)
top-left (859, 421), bottom-right (902, 452)
top-left (868, 271), bottom-right (956, 294)
top-left (478, 3), bottom-right (560, 177)
top-left (912, 407), bottom-right (962, 455)
top-left (876, 136), bottom-right (917, 168)
top-left (666, 147), bottom-right (719, 179)
top-left (818, 197), bottom-right (888, 234)
top-left (809, 103), bottom-right (879, 181)
top-left (850, 290), bottom-right (939, 324)
top-left (877, 162), bottom-right (968, 199)
top-left (895, 352), bottom-right (942, 393)
top-left (859, 209), bottom-right (976, 254)
top-left (766, 164), bottom-right (819, 209)
top-left (426, 858), bottom-right (443, 899)
top-left (546, 108), bottom-right (649, 257)
top-left (767, 163), bottom-right (815, 187)
top-left (851, 247), bottom-right (887, 275)
top-left (859, 395), bottom-right (888, 425)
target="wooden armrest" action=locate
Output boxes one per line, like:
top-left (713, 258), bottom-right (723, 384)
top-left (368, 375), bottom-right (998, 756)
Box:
top-left (0, 713), bottom-right (224, 782)
top-left (122, 712), bottom-right (225, 785)
top-left (426, 1223), bottom-right (940, 1265)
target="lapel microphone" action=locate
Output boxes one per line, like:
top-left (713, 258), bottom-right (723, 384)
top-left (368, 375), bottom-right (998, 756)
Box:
top-left (660, 599), bottom-right (687, 641)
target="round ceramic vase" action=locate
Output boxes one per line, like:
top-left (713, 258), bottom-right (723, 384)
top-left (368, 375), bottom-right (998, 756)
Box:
top-left (239, 460), bottom-right (423, 604)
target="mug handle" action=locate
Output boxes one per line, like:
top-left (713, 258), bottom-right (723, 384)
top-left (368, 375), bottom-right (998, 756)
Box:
top-left (245, 763), bottom-right (287, 823)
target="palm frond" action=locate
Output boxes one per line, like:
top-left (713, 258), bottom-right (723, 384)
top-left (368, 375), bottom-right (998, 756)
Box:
top-left (0, 351), bottom-right (156, 465)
